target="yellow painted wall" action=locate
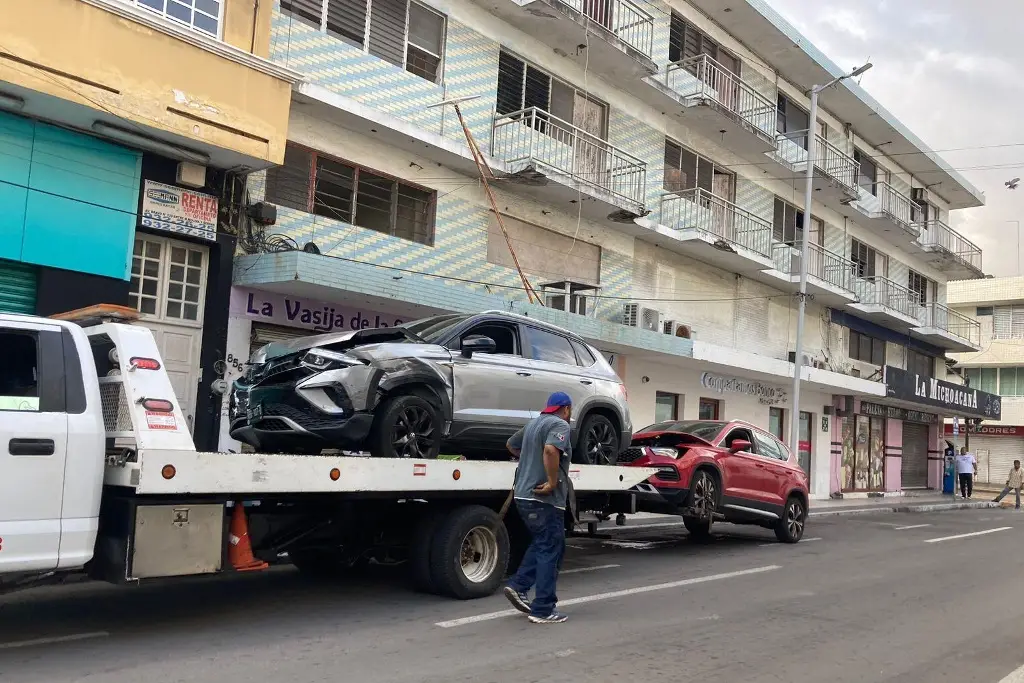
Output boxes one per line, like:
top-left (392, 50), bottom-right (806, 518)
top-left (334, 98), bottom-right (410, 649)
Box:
top-left (222, 0), bottom-right (275, 58)
top-left (0, 0), bottom-right (290, 164)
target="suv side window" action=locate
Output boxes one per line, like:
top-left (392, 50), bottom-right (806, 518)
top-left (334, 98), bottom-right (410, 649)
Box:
top-left (571, 340), bottom-right (597, 367)
top-left (753, 431), bottom-right (786, 460)
top-left (458, 322), bottom-right (519, 356)
top-left (723, 428), bottom-right (756, 454)
top-left (525, 327), bottom-right (577, 366)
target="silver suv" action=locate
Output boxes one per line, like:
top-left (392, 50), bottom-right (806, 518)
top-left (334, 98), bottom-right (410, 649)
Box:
top-left (229, 311), bottom-right (632, 463)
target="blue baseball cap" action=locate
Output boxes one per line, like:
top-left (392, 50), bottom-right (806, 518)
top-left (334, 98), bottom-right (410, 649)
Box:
top-left (541, 391), bottom-right (572, 414)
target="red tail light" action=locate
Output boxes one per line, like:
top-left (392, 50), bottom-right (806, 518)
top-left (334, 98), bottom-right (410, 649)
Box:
top-left (129, 357), bottom-right (161, 371)
top-left (140, 398), bottom-right (174, 412)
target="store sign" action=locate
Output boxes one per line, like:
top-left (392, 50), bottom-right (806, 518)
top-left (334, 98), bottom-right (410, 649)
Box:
top-left (232, 289), bottom-right (406, 333)
top-left (884, 366), bottom-right (1002, 420)
top-left (140, 180), bottom-right (218, 241)
top-left (700, 372), bottom-right (787, 406)
top-left (943, 424), bottom-right (1023, 437)
top-left (859, 401), bottom-right (938, 424)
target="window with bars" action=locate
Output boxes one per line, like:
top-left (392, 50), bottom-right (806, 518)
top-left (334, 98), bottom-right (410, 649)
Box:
top-left (850, 239), bottom-right (882, 278)
top-left (773, 197), bottom-right (823, 246)
top-left (129, 236), bottom-right (207, 323)
top-left (777, 94), bottom-right (810, 150)
top-left (993, 305), bottom-right (1024, 339)
top-left (265, 143), bottom-right (436, 246)
top-left (853, 149), bottom-right (877, 195)
top-left (907, 270), bottom-right (934, 305)
top-left (279, 0), bottom-right (446, 82)
top-left (132, 0), bottom-right (221, 36)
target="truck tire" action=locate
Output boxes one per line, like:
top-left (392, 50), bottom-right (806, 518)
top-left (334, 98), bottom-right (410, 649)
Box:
top-left (429, 505), bottom-right (510, 600)
top-left (409, 511), bottom-right (443, 594)
top-left (369, 394), bottom-right (441, 459)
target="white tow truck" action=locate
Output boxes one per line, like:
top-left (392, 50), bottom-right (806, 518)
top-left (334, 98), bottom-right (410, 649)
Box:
top-left (0, 309), bottom-right (655, 599)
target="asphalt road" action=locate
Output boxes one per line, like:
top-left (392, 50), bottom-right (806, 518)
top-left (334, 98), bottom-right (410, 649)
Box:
top-left (2, 509), bottom-right (1024, 683)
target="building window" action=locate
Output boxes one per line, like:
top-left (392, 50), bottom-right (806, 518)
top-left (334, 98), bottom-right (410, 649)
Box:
top-left (998, 367), bottom-right (1024, 396)
top-left (906, 349), bottom-right (934, 378)
top-left (133, 0), bottom-right (221, 36)
top-left (699, 397), bottom-right (721, 420)
top-left (853, 149), bottom-right (877, 195)
top-left (279, 0), bottom-right (446, 82)
top-left (907, 270), bottom-right (934, 306)
top-left (965, 367), bottom-right (998, 394)
top-left (777, 94), bottom-right (810, 150)
top-left (848, 330), bottom-right (885, 366)
top-left (850, 238), bottom-right (883, 278)
top-left (768, 407), bottom-right (785, 440)
top-left (655, 392), bottom-right (680, 423)
top-left (667, 15), bottom-right (740, 74)
top-left (992, 305), bottom-right (1024, 339)
top-left (773, 197), bottom-right (823, 246)
top-left (265, 143), bottom-right (436, 246)
top-left (129, 236), bottom-right (208, 323)
top-left (664, 140), bottom-right (733, 198)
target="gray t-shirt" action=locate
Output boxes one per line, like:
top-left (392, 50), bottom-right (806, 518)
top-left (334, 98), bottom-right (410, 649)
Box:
top-left (509, 414), bottom-right (572, 510)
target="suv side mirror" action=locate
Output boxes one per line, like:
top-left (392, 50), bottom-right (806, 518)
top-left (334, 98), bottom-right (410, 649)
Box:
top-left (728, 439), bottom-right (752, 453)
top-left (461, 335), bottom-right (496, 358)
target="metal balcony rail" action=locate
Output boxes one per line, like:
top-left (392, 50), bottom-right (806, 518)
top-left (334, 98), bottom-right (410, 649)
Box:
top-left (915, 219), bottom-right (983, 271)
top-left (853, 275), bottom-right (919, 319)
top-left (661, 54), bottom-right (776, 139)
top-left (774, 131), bottom-right (857, 193)
top-left (918, 301), bottom-right (982, 346)
top-left (876, 181), bottom-right (915, 229)
top-left (659, 187), bottom-right (773, 257)
top-left (772, 241), bottom-right (855, 291)
top-left (491, 107), bottom-right (647, 208)
top-left (558, 0), bottom-right (655, 57)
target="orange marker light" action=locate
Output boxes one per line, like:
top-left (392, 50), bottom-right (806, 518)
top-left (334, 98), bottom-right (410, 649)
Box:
top-left (452, 469), bottom-right (461, 481)
top-left (161, 464), bottom-right (176, 480)
top-left (329, 468), bottom-right (341, 481)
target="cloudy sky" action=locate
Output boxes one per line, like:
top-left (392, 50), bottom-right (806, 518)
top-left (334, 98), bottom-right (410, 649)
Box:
top-left (767, 0), bottom-right (1023, 278)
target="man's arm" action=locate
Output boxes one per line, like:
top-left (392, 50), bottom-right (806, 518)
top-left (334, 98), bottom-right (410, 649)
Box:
top-left (534, 422), bottom-right (570, 495)
top-left (506, 428), bottom-right (525, 460)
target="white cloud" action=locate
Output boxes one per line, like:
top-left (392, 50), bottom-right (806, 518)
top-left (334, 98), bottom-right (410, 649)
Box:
top-left (818, 8), bottom-right (869, 41)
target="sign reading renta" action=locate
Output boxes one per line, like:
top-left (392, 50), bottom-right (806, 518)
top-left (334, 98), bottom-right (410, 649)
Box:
top-left (140, 180), bottom-right (218, 242)
top-left (700, 372), bottom-right (787, 406)
top-left (231, 289), bottom-right (406, 333)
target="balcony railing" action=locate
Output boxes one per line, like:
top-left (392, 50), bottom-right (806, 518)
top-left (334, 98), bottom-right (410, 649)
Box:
top-left (558, 0), bottom-right (655, 57)
top-left (915, 219), bottom-right (983, 272)
top-left (775, 131), bottom-right (857, 193)
top-left (491, 107), bottom-right (647, 208)
top-left (661, 54), bottom-right (776, 139)
top-left (853, 275), bottom-right (919, 319)
top-left (772, 242), bottom-right (856, 292)
top-left (917, 302), bottom-right (981, 346)
top-left (876, 182), bottom-right (915, 229)
top-left (659, 188), bottom-right (773, 257)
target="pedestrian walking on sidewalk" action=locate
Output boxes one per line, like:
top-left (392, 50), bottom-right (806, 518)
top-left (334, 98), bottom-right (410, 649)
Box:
top-left (503, 391), bottom-right (573, 625)
top-left (955, 447), bottom-right (977, 499)
top-left (993, 460), bottom-right (1024, 509)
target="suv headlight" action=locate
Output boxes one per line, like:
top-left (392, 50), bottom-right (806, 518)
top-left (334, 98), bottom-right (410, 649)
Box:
top-left (647, 446), bottom-right (679, 459)
top-left (301, 348), bottom-right (360, 371)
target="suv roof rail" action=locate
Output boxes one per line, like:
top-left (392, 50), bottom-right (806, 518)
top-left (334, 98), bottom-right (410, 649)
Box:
top-left (478, 309), bottom-right (584, 340)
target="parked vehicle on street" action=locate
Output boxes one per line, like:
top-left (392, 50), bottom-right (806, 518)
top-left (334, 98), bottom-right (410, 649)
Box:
top-left (619, 420), bottom-right (809, 543)
top-left (229, 311), bottom-right (632, 464)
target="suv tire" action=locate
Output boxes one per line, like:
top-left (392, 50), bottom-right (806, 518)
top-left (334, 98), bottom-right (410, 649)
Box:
top-left (774, 495), bottom-right (806, 543)
top-left (576, 413), bottom-right (620, 465)
top-left (370, 393), bottom-right (441, 459)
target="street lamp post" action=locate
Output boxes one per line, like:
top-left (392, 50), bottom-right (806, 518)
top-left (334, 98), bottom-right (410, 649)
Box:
top-left (788, 63), bottom-right (873, 463)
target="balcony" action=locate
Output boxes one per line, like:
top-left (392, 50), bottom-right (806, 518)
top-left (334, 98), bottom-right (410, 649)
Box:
top-left (638, 55), bottom-right (777, 160)
top-left (838, 182), bottom-right (920, 247)
top-left (467, 0), bottom-right (657, 81)
top-left (635, 188), bottom-right (774, 272)
top-left (848, 275), bottom-right (921, 329)
top-left (912, 302), bottom-right (982, 352)
top-left (915, 220), bottom-right (985, 279)
top-left (764, 132), bottom-right (859, 212)
top-left (490, 107), bottom-right (647, 221)
top-left (761, 242), bottom-right (858, 306)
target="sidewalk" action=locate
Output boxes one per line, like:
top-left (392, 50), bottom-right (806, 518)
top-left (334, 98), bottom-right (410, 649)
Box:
top-left (809, 492), bottom-right (998, 517)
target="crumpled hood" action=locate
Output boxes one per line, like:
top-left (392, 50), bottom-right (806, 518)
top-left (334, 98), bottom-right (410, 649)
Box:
top-left (631, 431), bottom-right (715, 448)
top-left (252, 327), bottom-right (414, 363)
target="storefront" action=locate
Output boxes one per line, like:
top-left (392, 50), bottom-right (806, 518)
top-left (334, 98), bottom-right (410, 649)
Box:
top-left (942, 424), bottom-right (1024, 486)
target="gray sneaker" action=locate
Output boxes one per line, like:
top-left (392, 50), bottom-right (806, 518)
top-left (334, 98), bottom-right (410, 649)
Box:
top-left (528, 611), bottom-right (568, 624)
top-left (503, 586), bottom-right (530, 614)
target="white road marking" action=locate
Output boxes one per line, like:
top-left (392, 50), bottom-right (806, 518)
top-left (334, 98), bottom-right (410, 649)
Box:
top-left (553, 649), bottom-right (576, 658)
top-left (566, 544), bottom-right (586, 550)
top-left (0, 632), bottom-right (109, 650)
top-left (758, 537), bottom-right (821, 547)
top-left (601, 540), bottom-right (673, 550)
top-left (560, 564), bottom-right (621, 575)
top-left (999, 663), bottom-right (1024, 682)
top-left (434, 564), bottom-right (781, 628)
top-left (893, 524), bottom-right (932, 530)
top-left (602, 521), bottom-right (685, 532)
top-left (923, 527), bottom-right (1013, 543)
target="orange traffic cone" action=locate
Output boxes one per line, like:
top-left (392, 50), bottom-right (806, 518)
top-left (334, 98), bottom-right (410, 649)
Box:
top-left (228, 502), bottom-right (269, 572)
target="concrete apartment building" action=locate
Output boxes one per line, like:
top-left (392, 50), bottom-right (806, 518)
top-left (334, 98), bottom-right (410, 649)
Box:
top-left (946, 276), bottom-right (1024, 485)
top-left (105, 0), bottom-right (992, 499)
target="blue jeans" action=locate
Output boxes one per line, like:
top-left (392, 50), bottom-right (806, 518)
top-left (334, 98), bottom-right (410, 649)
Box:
top-left (508, 499), bottom-right (565, 617)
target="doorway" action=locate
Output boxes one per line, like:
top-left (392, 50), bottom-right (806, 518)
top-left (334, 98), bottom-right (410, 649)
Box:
top-left (572, 92), bottom-right (608, 191)
top-left (842, 414), bottom-right (885, 491)
top-left (901, 422), bottom-right (929, 488)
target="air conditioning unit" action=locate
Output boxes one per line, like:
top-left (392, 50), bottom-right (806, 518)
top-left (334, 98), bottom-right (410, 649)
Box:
top-left (623, 303), bottom-right (661, 332)
top-left (911, 187), bottom-right (929, 203)
top-left (545, 292), bottom-right (590, 317)
top-left (541, 280), bottom-right (599, 318)
top-left (788, 351), bottom-right (816, 367)
top-left (662, 320), bottom-right (695, 339)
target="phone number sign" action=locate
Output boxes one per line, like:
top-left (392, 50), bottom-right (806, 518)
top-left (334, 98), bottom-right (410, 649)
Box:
top-left (141, 180), bottom-right (218, 242)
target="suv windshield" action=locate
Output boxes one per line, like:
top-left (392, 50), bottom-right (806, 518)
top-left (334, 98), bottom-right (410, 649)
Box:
top-left (638, 421), bottom-right (724, 441)
top-left (401, 314), bottom-right (470, 344)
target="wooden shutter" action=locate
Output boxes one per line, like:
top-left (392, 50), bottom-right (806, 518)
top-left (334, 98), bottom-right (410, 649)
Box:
top-left (496, 51), bottom-right (525, 115)
top-left (367, 0), bottom-right (408, 67)
top-left (265, 144), bottom-right (312, 212)
top-left (327, 0), bottom-right (369, 46)
top-left (524, 66), bottom-right (551, 111)
top-left (994, 306), bottom-right (1013, 339)
top-left (280, 0), bottom-right (325, 30)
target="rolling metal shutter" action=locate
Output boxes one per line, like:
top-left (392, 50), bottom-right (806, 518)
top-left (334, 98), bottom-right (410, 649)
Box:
top-left (971, 435), bottom-right (1024, 486)
top-left (250, 323), bottom-right (309, 357)
top-left (901, 422), bottom-right (930, 489)
top-left (0, 259), bottom-right (37, 314)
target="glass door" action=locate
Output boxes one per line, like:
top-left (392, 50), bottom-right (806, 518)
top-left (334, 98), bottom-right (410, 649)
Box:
top-left (842, 414), bottom-right (885, 492)
top-left (798, 411), bottom-right (812, 476)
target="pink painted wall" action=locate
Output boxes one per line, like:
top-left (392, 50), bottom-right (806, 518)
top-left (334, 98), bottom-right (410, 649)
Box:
top-left (829, 396), bottom-right (844, 495)
top-left (928, 424), bottom-right (944, 489)
top-left (885, 419), bottom-right (903, 492)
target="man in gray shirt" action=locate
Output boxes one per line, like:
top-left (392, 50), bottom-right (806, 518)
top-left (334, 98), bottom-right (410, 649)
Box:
top-left (503, 391), bottom-right (572, 624)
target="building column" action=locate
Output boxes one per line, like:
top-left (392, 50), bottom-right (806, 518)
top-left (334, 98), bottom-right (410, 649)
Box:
top-left (885, 419), bottom-right (903, 492)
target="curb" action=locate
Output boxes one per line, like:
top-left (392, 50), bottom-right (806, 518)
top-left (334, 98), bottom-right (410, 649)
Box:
top-left (809, 501), bottom-right (999, 517)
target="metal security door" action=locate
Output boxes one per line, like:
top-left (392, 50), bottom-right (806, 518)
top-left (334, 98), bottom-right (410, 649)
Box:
top-left (901, 422), bottom-right (929, 489)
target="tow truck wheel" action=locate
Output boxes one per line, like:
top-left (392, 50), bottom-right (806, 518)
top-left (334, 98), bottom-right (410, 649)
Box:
top-left (429, 505), bottom-right (510, 600)
top-left (410, 511), bottom-right (443, 593)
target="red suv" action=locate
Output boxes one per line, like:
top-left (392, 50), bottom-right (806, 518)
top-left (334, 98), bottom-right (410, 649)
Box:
top-left (620, 420), bottom-right (809, 543)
